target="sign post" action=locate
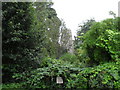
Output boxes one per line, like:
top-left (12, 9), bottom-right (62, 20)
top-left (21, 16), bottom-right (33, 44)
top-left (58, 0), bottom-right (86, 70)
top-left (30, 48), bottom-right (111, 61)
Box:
top-left (56, 76), bottom-right (63, 84)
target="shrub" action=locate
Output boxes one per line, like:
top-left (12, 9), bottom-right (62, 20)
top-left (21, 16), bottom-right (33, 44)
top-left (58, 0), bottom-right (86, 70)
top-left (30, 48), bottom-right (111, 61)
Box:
top-left (12, 57), bottom-right (79, 88)
top-left (2, 83), bottom-right (23, 89)
top-left (75, 48), bottom-right (91, 67)
top-left (12, 57), bottom-right (120, 88)
top-left (66, 62), bottom-right (120, 88)
top-left (59, 53), bottom-right (80, 66)
top-left (82, 18), bottom-right (120, 65)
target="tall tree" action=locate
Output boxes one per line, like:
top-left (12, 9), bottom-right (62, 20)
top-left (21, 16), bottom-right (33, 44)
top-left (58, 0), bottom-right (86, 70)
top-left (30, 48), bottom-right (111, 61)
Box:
top-left (58, 20), bottom-right (74, 56)
top-left (34, 2), bottom-right (61, 58)
top-left (74, 19), bottom-right (95, 49)
top-left (2, 2), bottom-right (41, 83)
top-left (82, 17), bottom-right (120, 65)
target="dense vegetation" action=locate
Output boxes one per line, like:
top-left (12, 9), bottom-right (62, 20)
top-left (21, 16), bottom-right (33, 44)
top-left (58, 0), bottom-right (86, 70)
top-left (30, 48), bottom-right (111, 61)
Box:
top-left (2, 1), bottom-right (120, 89)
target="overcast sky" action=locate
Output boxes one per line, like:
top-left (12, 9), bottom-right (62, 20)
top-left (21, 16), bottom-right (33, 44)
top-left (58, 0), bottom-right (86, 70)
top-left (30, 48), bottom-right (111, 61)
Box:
top-left (52, 0), bottom-right (119, 39)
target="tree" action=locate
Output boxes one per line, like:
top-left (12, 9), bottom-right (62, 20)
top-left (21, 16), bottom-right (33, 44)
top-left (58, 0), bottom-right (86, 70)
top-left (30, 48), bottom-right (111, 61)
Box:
top-left (2, 2), bottom-right (64, 83)
top-left (83, 17), bottom-right (120, 65)
top-left (74, 19), bottom-right (95, 49)
top-left (58, 20), bottom-right (74, 56)
top-left (2, 2), bottom-right (41, 83)
top-left (34, 2), bottom-right (61, 58)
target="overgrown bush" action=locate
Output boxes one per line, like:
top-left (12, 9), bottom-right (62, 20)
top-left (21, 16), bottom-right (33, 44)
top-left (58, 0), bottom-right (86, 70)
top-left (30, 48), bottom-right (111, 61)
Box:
top-left (82, 18), bottom-right (120, 65)
top-left (12, 57), bottom-right (120, 88)
top-left (2, 83), bottom-right (24, 89)
top-left (80, 62), bottom-right (120, 88)
top-left (12, 57), bottom-right (79, 88)
top-left (59, 53), bottom-right (80, 66)
top-left (75, 48), bottom-right (91, 67)
top-left (66, 62), bottom-right (120, 88)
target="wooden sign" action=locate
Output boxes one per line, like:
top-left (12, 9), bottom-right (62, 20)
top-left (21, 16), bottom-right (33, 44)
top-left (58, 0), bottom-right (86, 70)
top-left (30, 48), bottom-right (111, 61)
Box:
top-left (56, 76), bottom-right (63, 84)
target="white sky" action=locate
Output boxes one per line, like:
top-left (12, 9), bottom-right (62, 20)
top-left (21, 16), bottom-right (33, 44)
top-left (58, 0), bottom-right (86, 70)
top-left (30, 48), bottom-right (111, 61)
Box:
top-left (52, 0), bottom-right (119, 39)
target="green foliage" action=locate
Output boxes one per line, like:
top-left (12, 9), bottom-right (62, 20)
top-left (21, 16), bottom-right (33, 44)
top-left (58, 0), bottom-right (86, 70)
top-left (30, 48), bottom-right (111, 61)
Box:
top-left (2, 2), bottom-right (120, 89)
top-left (75, 48), bottom-right (90, 67)
top-left (66, 73), bottom-right (88, 88)
top-left (66, 62), bottom-right (120, 88)
top-left (6, 57), bottom-right (120, 88)
top-left (74, 19), bottom-right (96, 49)
top-left (82, 18), bottom-right (120, 65)
top-left (2, 83), bottom-right (24, 89)
top-left (12, 57), bottom-right (77, 88)
top-left (34, 2), bottom-right (62, 58)
top-left (68, 16), bottom-right (120, 88)
top-left (2, 2), bottom-right (68, 84)
top-left (60, 53), bottom-right (80, 65)
top-left (2, 2), bottom-right (41, 83)
top-left (80, 62), bottom-right (120, 88)
top-left (95, 29), bottom-right (120, 61)
top-left (58, 20), bottom-right (73, 56)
